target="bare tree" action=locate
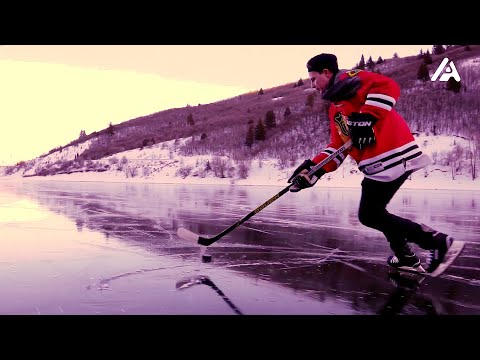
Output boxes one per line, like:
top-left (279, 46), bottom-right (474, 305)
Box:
top-left (468, 134), bottom-right (479, 180)
top-left (211, 156), bottom-right (229, 178)
top-left (447, 145), bottom-right (464, 179)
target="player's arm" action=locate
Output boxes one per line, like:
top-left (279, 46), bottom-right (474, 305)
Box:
top-left (348, 71), bottom-right (400, 149)
top-left (288, 111), bottom-right (350, 192)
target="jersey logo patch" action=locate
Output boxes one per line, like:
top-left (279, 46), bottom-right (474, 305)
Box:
top-left (346, 69), bottom-right (362, 77)
top-left (334, 112), bottom-right (349, 137)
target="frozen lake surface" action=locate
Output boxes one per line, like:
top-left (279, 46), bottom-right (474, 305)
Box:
top-left (1, 179), bottom-right (480, 315)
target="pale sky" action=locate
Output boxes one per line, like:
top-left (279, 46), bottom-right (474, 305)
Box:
top-left (0, 45), bottom-right (431, 165)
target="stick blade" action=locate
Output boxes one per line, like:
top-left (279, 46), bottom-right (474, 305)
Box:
top-left (177, 227), bottom-right (200, 243)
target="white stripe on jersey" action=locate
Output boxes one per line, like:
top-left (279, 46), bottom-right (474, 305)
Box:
top-left (365, 100), bottom-right (391, 111)
top-left (367, 93), bottom-right (396, 105)
top-left (365, 93), bottom-right (396, 111)
top-left (358, 141), bottom-right (418, 169)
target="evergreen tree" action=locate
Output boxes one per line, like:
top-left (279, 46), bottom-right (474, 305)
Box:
top-left (107, 122), bottom-right (115, 136)
top-left (432, 45), bottom-right (445, 55)
top-left (265, 110), bottom-right (276, 128)
top-left (366, 56), bottom-right (375, 70)
top-left (187, 113), bottom-right (195, 126)
top-left (417, 62), bottom-right (430, 82)
top-left (376, 56), bottom-right (384, 64)
top-left (254, 119), bottom-right (266, 141)
top-left (284, 107), bottom-right (291, 118)
top-left (423, 50), bottom-right (433, 64)
top-left (358, 54), bottom-right (365, 69)
top-left (446, 78), bottom-right (461, 93)
top-left (245, 125), bottom-right (254, 148)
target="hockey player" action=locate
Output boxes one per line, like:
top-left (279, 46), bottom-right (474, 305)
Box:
top-left (288, 53), bottom-right (463, 276)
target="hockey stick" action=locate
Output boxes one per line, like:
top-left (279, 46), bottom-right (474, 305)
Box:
top-left (176, 275), bottom-right (243, 315)
top-left (177, 139), bottom-right (352, 246)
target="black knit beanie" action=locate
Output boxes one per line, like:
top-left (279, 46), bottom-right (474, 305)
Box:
top-left (306, 53), bottom-right (339, 73)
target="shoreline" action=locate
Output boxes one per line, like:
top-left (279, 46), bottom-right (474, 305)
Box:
top-left (2, 133), bottom-right (479, 192)
top-left (2, 170), bottom-right (480, 192)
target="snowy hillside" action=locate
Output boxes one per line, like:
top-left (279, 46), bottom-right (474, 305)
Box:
top-left (1, 140), bottom-right (93, 177)
top-left (1, 133), bottom-right (479, 191)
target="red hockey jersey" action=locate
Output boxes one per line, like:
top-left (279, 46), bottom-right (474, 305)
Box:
top-left (312, 69), bottom-right (432, 182)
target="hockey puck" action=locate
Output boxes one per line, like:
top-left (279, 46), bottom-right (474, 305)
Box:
top-left (200, 247), bottom-right (212, 263)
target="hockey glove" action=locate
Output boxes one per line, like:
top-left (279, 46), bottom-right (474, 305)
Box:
top-left (347, 112), bottom-right (377, 150)
top-left (288, 159), bottom-right (326, 192)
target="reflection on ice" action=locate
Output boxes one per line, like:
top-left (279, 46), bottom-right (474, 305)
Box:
top-left (1, 179), bottom-right (480, 315)
top-left (0, 198), bottom-right (47, 223)
top-left (176, 275), bottom-right (243, 315)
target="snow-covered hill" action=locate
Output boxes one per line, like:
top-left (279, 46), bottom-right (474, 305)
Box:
top-left (1, 133), bottom-right (479, 191)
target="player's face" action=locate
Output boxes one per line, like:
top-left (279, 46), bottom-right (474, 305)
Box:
top-left (309, 69), bottom-right (331, 92)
